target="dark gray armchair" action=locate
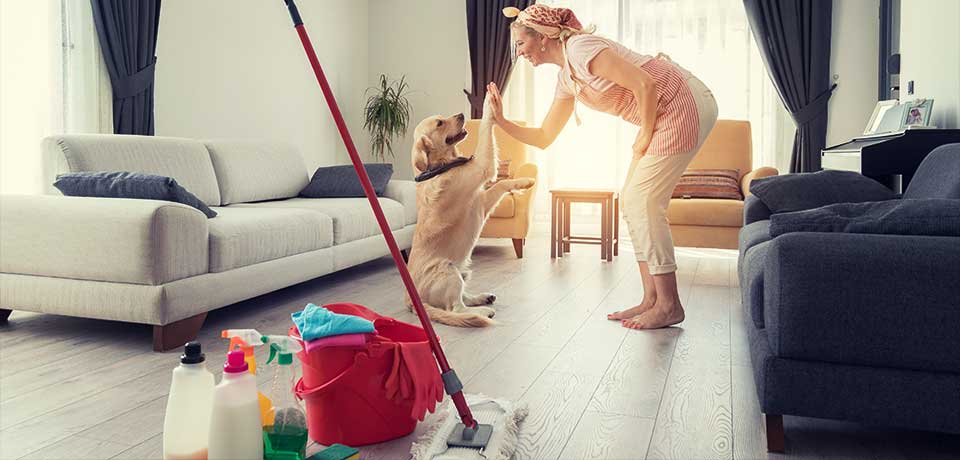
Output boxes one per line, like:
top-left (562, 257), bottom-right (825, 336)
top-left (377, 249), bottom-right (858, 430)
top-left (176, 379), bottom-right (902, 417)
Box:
top-left (738, 143), bottom-right (960, 452)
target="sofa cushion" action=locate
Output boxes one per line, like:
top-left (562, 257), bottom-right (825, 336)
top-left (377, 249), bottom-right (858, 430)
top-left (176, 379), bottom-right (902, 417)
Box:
top-left (668, 198), bottom-right (743, 227)
top-left (903, 143), bottom-right (960, 200)
top-left (770, 199), bottom-right (960, 238)
top-left (672, 169), bottom-right (743, 200)
top-left (233, 197), bottom-right (405, 245)
top-left (300, 164), bottom-right (394, 198)
top-left (54, 171), bottom-right (217, 218)
top-left (490, 193), bottom-right (516, 218)
top-left (207, 206), bottom-right (333, 272)
top-left (43, 134), bottom-right (221, 205)
top-left (384, 180), bottom-right (417, 225)
top-left (750, 169), bottom-right (897, 214)
top-left (203, 140), bottom-right (309, 205)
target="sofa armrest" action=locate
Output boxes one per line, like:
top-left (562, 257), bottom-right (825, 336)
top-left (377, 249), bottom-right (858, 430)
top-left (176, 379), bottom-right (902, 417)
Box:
top-left (384, 180), bottom-right (417, 225)
top-left (743, 195), bottom-right (772, 225)
top-left (764, 232), bottom-right (960, 373)
top-left (741, 167), bottom-right (778, 197)
top-left (0, 195), bottom-right (209, 285)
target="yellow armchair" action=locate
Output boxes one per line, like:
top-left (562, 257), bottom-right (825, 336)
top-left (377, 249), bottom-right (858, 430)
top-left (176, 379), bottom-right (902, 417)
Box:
top-left (667, 120), bottom-right (779, 249)
top-left (459, 120), bottom-right (537, 258)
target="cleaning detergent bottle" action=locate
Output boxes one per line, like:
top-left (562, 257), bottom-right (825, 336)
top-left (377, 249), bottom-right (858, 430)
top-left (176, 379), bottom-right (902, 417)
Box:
top-left (262, 335), bottom-right (308, 460)
top-left (208, 350), bottom-right (264, 460)
top-left (221, 329), bottom-right (272, 426)
top-left (162, 342), bottom-right (214, 460)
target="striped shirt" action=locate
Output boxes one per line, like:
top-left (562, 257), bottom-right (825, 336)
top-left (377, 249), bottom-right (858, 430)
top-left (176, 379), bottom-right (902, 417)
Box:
top-left (556, 35), bottom-right (700, 156)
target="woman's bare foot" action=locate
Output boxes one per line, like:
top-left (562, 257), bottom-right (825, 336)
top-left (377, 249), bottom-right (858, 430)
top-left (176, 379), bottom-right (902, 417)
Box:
top-left (622, 301), bottom-right (685, 329)
top-left (607, 296), bottom-right (657, 321)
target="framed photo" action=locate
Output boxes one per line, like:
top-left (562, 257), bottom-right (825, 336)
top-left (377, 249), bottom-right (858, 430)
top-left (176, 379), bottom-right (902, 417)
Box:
top-left (900, 98), bottom-right (934, 128)
top-left (863, 99), bottom-right (899, 135)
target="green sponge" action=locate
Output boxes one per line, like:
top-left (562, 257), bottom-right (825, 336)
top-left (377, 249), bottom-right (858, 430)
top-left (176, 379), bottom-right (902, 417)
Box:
top-left (305, 444), bottom-right (360, 460)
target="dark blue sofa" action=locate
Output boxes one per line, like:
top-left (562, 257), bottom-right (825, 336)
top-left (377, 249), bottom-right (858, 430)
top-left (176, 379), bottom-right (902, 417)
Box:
top-left (737, 143), bottom-right (960, 452)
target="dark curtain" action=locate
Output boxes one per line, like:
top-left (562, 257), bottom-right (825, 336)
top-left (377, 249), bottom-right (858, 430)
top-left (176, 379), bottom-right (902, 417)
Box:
top-left (464, 0), bottom-right (535, 119)
top-left (91, 0), bottom-right (162, 135)
top-left (743, 0), bottom-right (835, 173)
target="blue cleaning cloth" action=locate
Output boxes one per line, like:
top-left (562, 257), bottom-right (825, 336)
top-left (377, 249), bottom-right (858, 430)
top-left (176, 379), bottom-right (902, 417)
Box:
top-left (291, 303), bottom-right (376, 342)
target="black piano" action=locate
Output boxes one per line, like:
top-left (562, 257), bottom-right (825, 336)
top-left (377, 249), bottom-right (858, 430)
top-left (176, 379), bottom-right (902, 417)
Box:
top-left (821, 128), bottom-right (960, 192)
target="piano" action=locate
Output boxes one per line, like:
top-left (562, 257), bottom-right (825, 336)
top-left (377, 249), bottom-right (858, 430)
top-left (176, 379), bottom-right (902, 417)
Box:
top-left (821, 128), bottom-right (960, 192)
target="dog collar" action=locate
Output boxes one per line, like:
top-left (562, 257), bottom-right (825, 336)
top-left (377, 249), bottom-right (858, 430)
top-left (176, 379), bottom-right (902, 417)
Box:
top-left (414, 156), bottom-right (474, 182)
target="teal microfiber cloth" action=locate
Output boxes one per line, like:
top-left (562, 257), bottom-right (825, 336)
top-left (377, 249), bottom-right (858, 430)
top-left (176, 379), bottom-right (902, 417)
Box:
top-left (305, 444), bottom-right (359, 460)
top-left (292, 303), bottom-right (376, 342)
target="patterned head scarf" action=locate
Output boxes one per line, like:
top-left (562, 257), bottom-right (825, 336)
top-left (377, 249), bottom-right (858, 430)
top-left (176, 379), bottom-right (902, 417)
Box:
top-left (503, 4), bottom-right (588, 39)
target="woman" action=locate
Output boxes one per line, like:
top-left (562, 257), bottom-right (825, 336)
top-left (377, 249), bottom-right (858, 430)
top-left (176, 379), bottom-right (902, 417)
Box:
top-left (487, 4), bottom-right (718, 330)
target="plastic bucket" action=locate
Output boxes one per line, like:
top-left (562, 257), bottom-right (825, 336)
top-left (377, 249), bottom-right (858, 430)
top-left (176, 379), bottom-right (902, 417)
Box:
top-left (292, 303), bottom-right (428, 446)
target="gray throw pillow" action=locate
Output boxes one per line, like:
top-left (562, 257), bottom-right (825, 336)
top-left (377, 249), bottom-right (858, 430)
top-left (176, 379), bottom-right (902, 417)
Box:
top-left (770, 199), bottom-right (960, 237)
top-left (749, 169), bottom-right (897, 214)
top-left (54, 171), bottom-right (217, 218)
top-left (300, 163), bottom-right (393, 198)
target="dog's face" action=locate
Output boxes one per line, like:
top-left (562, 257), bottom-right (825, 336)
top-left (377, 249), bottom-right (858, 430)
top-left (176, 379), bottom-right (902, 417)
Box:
top-left (412, 112), bottom-right (467, 174)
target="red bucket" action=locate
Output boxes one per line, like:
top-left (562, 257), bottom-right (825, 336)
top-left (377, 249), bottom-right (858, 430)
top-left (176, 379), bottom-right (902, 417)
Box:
top-left (292, 303), bottom-right (433, 446)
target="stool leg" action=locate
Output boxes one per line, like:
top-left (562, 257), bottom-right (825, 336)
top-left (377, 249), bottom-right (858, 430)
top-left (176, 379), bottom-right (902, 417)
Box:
top-left (606, 197), bottom-right (613, 261)
top-left (563, 200), bottom-right (571, 253)
top-left (601, 198), bottom-right (609, 261)
top-left (557, 197), bottom-right (564, 258)
top-left (614, 196), bottom-right (619, 256)
top-left (551, 194), bottom-right (557, 259)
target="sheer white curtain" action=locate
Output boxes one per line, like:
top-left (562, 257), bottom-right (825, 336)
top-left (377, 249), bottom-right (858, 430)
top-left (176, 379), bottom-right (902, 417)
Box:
top-left (0, 0), bottom-right (111, 195)
top-left (502, 0), bottom-right (789, 230)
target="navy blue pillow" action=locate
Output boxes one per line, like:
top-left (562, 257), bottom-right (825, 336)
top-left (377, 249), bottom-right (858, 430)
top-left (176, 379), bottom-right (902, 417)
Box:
top-left (770, 199), bottom-right (960, 237)
top-left (750, 170), bottom-right (897, 214)
top-left (54, 171), bottom-right (217, 218)
top-left (300, 163), bottom-right (393, 198)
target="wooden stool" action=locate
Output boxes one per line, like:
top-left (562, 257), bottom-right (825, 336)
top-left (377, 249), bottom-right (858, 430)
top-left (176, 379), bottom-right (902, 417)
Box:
top-left (550, 189), bottom-right (619, 261)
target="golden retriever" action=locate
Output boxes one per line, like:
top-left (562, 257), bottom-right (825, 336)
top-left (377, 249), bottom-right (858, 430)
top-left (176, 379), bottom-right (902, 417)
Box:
top-left (406, 94), bottom-right (534, 327)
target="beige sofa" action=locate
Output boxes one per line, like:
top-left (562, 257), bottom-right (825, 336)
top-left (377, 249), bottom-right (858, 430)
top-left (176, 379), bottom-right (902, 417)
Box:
top-left (0, 134), bottom-right (417, 351)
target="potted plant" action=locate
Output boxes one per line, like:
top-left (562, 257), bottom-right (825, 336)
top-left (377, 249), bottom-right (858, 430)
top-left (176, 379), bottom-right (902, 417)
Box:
top-left (364, 74), bottom-right (413, 161)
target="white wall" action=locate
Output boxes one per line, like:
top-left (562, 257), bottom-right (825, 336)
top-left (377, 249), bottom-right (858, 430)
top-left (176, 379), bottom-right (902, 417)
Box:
top-left (155, 0), bottom-right (369, 170)
top-left (900, 0), bottom-right (960, 129)
top-left (367, 0), bottom-right (470, 180)
top-left (826, 0), bottom-right (879, 147)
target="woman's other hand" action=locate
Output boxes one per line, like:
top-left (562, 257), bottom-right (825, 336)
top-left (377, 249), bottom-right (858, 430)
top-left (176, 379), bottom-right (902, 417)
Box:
top-left (633, 132), bottom-right (652, 158)
top-left (486, 82), bottom-right (506, 125)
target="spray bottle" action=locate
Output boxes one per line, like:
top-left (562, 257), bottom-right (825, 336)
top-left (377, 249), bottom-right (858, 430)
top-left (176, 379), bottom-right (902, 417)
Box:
top-left (261, 335), bottom-right (308, 460)
top-left (221, 329), bottom-right (273, 426)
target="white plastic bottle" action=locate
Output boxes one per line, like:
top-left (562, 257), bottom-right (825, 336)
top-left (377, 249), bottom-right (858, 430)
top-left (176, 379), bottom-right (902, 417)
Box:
top-left (163, 341), bottom-right (214, 460)
top-left (208, 350), bottom-right (264, 460)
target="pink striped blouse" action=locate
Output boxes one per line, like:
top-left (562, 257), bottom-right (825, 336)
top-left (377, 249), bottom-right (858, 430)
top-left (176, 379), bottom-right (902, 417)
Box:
top-left (556, 35), bottom-right (700, 156)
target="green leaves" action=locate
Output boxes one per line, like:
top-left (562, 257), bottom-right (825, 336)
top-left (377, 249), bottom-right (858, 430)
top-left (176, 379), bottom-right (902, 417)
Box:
top-left (364, 74), bottom-right (412, 161)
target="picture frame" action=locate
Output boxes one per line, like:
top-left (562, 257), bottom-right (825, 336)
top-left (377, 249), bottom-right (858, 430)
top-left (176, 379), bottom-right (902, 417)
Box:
top-left (900, 98), bottom-right (935, 128)
top-left (863, 99), bottom-right (899, 135)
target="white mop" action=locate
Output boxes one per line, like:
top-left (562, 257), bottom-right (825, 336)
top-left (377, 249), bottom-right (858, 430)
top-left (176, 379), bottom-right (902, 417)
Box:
top-left (411, 394), bottom-right (528, 460)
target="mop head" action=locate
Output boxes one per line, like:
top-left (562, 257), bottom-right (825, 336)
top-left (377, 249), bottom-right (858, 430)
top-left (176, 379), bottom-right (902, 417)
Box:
top-left (410, 394), bottom-right (528, 460)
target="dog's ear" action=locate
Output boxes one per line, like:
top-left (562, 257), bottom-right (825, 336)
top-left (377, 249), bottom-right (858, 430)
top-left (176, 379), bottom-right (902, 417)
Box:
top-left (413, 136), bottom-right (433, 172)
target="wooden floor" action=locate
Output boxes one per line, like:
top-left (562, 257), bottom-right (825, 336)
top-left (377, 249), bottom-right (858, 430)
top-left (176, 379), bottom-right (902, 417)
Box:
top-left (2, 235), bottom-right (959, 460)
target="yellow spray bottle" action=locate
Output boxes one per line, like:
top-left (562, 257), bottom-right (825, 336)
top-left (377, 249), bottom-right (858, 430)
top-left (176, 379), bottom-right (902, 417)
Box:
top-left (221, 329), bottom-right (274, 427)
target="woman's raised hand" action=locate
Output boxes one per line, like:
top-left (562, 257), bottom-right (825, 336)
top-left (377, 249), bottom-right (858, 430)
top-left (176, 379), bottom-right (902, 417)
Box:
top-left (486, 82), bottom-right (506, 125)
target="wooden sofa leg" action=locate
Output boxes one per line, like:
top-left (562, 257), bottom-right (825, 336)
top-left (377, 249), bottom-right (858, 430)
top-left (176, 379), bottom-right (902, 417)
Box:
top-left (512, 238), bottom-right (524, 258)
top-left (400, 249), bottom-right (410, 263)
top-left (153, 312), bottom-right (207, 352)
top-left (0, 309), bottom-right (12, 323)
top-left (765, 414), bottom-right (785, 453)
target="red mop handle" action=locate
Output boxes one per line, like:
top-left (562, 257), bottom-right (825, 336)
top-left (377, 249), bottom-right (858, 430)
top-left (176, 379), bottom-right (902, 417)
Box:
top-left (282, 0), bottom-right (477, 429)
